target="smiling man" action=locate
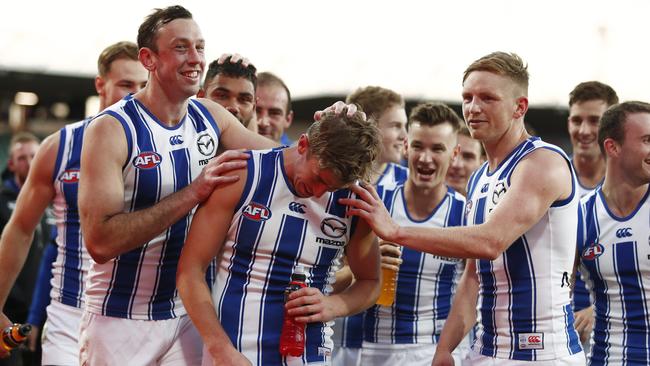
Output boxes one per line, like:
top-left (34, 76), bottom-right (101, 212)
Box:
top-left (77, 5), bottom-right (277, 365)
top-left (177, 108), bottom-right (382, 366)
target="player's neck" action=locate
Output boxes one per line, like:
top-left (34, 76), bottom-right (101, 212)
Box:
top-left (403, 180), bottom-right (447, 220)
top-left (370, 161), bottom-right (389, 185)
top-left (281, 146), bottom-right (300, 183)
top-left (601, 173), bottom-right (648, 217)
top-left (135, 84), bottom-right (190, 127)
top-left (484, 125), bottom-right (530, 171)
top-left (573, 153), bottom-right (605, 188)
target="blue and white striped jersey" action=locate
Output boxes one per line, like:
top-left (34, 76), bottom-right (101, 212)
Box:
top-left (364, 184), bottom-right (465, 344)
top-left (84, 95), bottom-right (220, 320)
top-left (578, 186), bottom-right (650, 365)
top-left (375, 162), bottom-right (409, 188)
top-left (213, 148), bottom-right (354, 366)
top-left (334, 163), bottom-right (409, 350)
top-left (571, 158), bottom-right (603, 312)
top-left (50, 119), bottom-right (92, 308)
top-left (465, 137), bottom-right (582, 361)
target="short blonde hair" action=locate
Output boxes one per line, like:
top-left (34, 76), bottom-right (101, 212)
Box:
top-left (346, 86), bottom-right (404, 123)
top-left (463, 52), bottom-right (529, 94)
top-left (307, 109), bottom-right (380, 184)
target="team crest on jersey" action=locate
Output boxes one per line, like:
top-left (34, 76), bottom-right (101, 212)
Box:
top-left (320, 217), bottom-right (347, 238)
top-left (196, 133), bottom-right (216, 157)
top-left (59, 169), bottom-right (80, 183)
top-left (518, 333), bottom-right (544, 350)
top-left (242, 202), bottom-right (271, 221)
top-left (492, 181), bottom-right (507, 205)
top-left (582, 242), bottom-right (605, 260)
top-left (132, 152), bottom-right (162, 169)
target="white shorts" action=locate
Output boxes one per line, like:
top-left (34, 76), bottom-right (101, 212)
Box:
top-left (463, 349), bottom-right (586, 366)
top-left (331, 346), bottom-right (361, 366)
top-left (41, 301), bottom-right (83, 365)
top-left (79, 312), bottom-right (202, 366)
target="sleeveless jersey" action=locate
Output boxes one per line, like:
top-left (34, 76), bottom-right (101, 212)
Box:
top-left (578, 187), bottom-right (650, 365)
top-left (465, 137), bottom-right (582, 361)
top-left (364, 184), bottom-right (466, 344)
top-left (335, 164), bottom-right (409, 349)
top-left (571, 158), bottom-right (603, 312)
top-left (213, 148), bottom-right (354, 366)
top-left (50, 119), bottom-right (92, 308)
top-left (84, 95), bottom-right (220, 320)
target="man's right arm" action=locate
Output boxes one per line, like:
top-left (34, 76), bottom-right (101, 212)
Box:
top-left (0, 132), bottom-right (58, 357)
top-left (79, 115), bottom-right (249, 264)
top-left (432, 259), bottom-right (479, 366)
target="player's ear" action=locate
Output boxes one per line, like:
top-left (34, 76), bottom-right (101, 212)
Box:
top-left (139, 48), bottom-right (156, 71)
top-left (513, 96), bottom-right (528, 119)
top-left (297, 134), bottom-right (309, 155)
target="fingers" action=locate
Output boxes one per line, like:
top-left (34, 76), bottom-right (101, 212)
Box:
top-left (217, 53), bottom-right (251, 67)
top-left (313, 101), bottom-right (366, 121)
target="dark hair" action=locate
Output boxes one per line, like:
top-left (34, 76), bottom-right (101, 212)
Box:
top-left (569, 81), bottom-right (618, 107)
top-left (137, 5), bottom-right (193, 51)
top-left (97, 41), bottom-right (139, 77)
top-left (257, 72), bottom-right (292, 113)
top-left (203, 56), bottom-right (257, 90)
top-left (598, 101), bottom-right (650, 154)
top-left (463, 52), bottom-right (529, 93)
top-left (408, 102), bottom-right (462, 132)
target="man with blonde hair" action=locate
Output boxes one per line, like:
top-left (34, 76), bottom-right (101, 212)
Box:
top-left (342, 52), bottom-right (585, 365)
top-left (177, 108), bottom-right (382, 366)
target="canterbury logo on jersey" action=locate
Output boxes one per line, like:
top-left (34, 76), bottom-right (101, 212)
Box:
top-left (132, 152), bottom-right (162, 169)
top-left (169, 135), bottom-right (184, 145)
top-left (582, 243), bottom-right (605, 260)
top-left (289, 202), bottom-right (306, 214)
top-left (615, 227), bottom-right (632, 238)
top-left (242, 202), bottom-right (271, 221)
top-left (320, 217), bottom-right (347, 238)
top-left (59, 169), bottom-right (80, 183)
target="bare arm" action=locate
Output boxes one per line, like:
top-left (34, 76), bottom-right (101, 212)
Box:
top-left (198, 98), bottom-right (278, 150)
top-left (177, 169), bottom-right (250, 365)
top-left (79, 115), bottom-right (248, 264)
top-left (343, 149), bottom-right (573, 260)
top-left (287, 219), bottom-right (381, 322)
top-left (432, 260), bottom-right (479, 366)
top-left (0, 133), bottom-right (58, 357)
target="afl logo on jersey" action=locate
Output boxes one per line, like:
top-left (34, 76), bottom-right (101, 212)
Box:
top-left (582, 243), bottom-right (605, 260)
top-left (197, 133), bottom-right (216, 157)
top-left (59, 169), bottom-right (80, 183)
top-left (242, 202), bottom-right (271, 221)
top-left (132, 152), bottom-right (162, 169)
top-left (321, 217), bottom-right (347, 238)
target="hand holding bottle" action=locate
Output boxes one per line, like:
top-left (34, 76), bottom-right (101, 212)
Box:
top-left (376, 241), bottom-right (402, 306)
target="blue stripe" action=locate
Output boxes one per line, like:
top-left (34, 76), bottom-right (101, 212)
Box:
top-left (191, 99), bottom-right (221, 139)
top-left (466, 163), bottom-right (487, 199)
top-left (102, 110), bottom-right (133, 169)
top-left (498, 140), bottom-right (535, 180)
top-left (259, 215), bottom-right (307, 366)
top-left (60, 124), bottom-right (85, 307)
top-left (393, 248), bottom-right (422, 343)
top-left (478, 258), bottom-right (497, 357)
top-left (304, 246), bottom-right (340, 364)
top-left (614, 241), bottom-right (650, 364)
top-left (53, 127), bottom-right (66, 183)
top-left (219, 151), bottom-right (279, 350)
top-left (504, 237), bottom-right (535, 361)
top-left (341, 313), bottom-right (364, 347)
top-left (148, 148), bottom-right (191, 319)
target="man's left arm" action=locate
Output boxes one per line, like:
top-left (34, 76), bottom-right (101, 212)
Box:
top-left (287, 218), bottom-right (380, 322)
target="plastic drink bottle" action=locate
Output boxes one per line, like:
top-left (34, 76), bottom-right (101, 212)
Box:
top-left (376, 242), bottom-right (400, 306)
top-left (279, 265), bottom-right (307, 357)
top-left (1, 323), bottom-right (32, 351)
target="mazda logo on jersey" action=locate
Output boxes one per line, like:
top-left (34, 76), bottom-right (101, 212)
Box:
top-left (132, 152), bottom-right (162, 169)
top-left (242, 202), bottom-right (271, 221)
top-left (59, 169), bottom-right (80, 183)
top-left (615, 228), bottom-right (632, 238)
top-left (197, 134), bottom-right (215, 156)
top-left (492, 182), bottom-right (507, 205)
top-left (169, 135), bottom-right (184, 145)
top-left (320, 218), bottom-right (347, 238)
top-left (582, 243), bottom-right (605, 260)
